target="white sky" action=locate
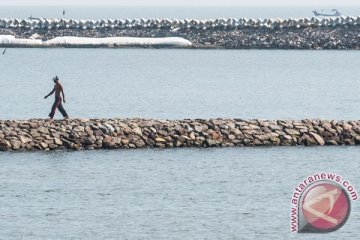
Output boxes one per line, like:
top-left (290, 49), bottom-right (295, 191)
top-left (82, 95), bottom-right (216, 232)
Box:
top-left (0, 0), bottom-right (359, 6)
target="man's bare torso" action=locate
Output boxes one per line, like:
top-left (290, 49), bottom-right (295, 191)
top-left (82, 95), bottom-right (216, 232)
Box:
top-left (54, 83), bottom-right (63, 98)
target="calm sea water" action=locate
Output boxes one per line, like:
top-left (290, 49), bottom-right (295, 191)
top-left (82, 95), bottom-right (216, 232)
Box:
top-left (0, 6), bottom-right (359, 19)
top-left (0, 49), bottom-right (359, 120)
top-left (0, 147), bottom-right (359, 239)
top-left (1, 6), bottom-right (360, 240)
top-left (0, 49), bottom-right (360, 239)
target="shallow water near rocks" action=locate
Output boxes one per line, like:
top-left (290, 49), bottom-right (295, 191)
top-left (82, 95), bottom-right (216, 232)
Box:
top-left (0, 147), bottom-right (359, 239)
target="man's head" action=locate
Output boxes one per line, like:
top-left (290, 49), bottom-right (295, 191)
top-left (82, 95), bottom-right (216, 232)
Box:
top-left (53, 76), bottom-right (59, 83)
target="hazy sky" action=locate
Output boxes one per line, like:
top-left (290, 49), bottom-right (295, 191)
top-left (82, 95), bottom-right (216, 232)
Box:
top-left (0, 0), bottom-right (359, 6)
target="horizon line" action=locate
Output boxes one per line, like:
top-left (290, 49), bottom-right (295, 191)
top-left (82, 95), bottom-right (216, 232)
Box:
top-left (0, 4), bottom-right (360, 6)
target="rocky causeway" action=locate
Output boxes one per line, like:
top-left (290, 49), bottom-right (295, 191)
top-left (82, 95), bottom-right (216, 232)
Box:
top-left (0, 16), bottom-right (360, 49)
top-left (1, 118), bottom-right (360, 151)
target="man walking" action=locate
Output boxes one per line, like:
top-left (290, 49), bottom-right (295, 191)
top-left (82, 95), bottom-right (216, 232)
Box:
top-left (44, 76), bottom-right (69, 120)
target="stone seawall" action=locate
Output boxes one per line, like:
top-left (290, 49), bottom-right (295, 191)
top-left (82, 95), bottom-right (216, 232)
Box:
top-left (1, 118), bottom-right (360, 151)
top-left (1, 17), bottom-right (360, 49)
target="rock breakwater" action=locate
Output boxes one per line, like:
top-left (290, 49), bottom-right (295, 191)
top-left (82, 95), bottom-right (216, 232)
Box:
top-left (1, 118), bottom-right (360, 151)
top-left (0, 17), bottom-right (360, 49)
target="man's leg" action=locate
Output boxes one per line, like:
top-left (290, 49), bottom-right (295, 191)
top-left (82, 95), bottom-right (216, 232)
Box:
top-left (49, 98), bottom-right (61, 119)
top-left (58, 103), bottom-right (69, 118)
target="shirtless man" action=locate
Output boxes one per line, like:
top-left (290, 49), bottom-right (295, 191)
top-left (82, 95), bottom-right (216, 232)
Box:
top-left (44, 76), bottom-right (69, 120)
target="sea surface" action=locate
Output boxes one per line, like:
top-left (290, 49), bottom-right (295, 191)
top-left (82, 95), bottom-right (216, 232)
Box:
top-left (1, 5), bottom-right (360, 240)
top-left (0, 49), bottom-right (359, 120)
top-left (0, 147), bottom-right (359, 239)
top-left (0, 5), bottom-right (359, 20)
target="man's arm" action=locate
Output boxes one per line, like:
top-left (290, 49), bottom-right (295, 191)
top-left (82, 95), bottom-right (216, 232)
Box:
top-left (44, 87), bottom-right (55, 99)
top-left (61, 85), bottom-right (66, 103)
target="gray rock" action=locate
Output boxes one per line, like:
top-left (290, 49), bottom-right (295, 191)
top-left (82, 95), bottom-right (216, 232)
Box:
top-left (132, 127), bottom-right (142, 136)
top-left (135, 139), bottom-right (145, 147)
top-left (0, 139), bottom-right (10, 151)
top-left (285, 128), bottom-right (300, 135)
top-left (54, 138), bottom-right (63, 145)
top-left (194, 124), bottom-right (208, 133)
top-left (73, 126), bottom-right (85, 132)
top-left (309, 132), bottom-right (325, 145)
top-left (104, 123), bottom-right (115, 132)
top-left (10, 139), bottom-right (21, 150)
top-left (40, 142), bottom-right (48, 149)
top-left (155, 137), bottom-right (166, 143)
top-left (19, 135), bottom-right (32, 144)
top-left (206, 139), bottom-right (218, 147)
top-left (228, 134), bottom-right (236, 140)
top-left (38, 127), bottom-right (49, 134)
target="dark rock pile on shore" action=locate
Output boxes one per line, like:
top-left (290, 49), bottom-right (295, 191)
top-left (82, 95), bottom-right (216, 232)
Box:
top-left (1, 17), bottom-right (360, 49)
top-left (1, 118), bottom-right (360, 151)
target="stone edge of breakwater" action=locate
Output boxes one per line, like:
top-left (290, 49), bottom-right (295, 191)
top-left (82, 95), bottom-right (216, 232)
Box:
top-left (1, 16), bottom-right (360, 49)
top-left (1, 118), bottom-right (360, 152)
top-left (1, 16), bottom-right (360, 30)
